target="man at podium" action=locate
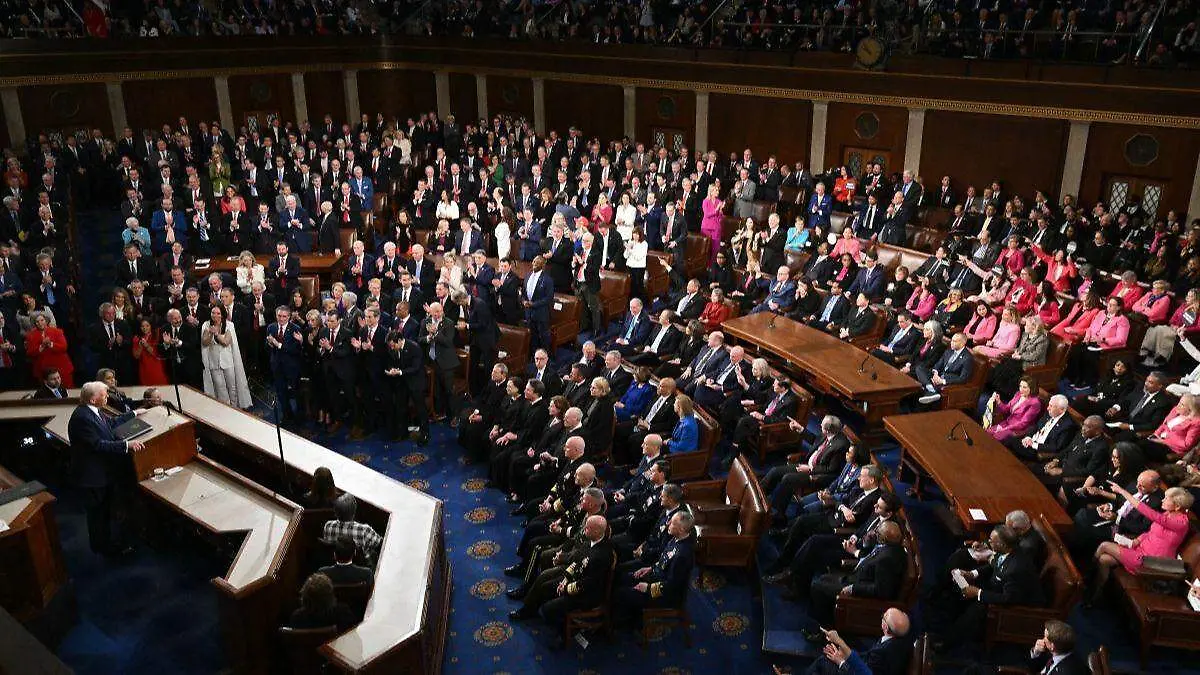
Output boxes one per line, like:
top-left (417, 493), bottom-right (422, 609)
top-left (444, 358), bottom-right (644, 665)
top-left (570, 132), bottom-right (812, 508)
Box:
top-left (67, 381), bottom-right (148, 556)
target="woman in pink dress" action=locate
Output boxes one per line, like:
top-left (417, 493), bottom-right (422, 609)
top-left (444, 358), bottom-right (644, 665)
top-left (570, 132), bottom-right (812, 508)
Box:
top-left (963, 302), bottom-right (998, 346)
top-left (1143, 394), bottom-right (1200, 461)
top-left (1088, 483), bottom-right (1193, 605)
top-left (831, 226), bottom-right (862, 263)
top-left (701, 183), bottom-right (725, 263)
top-left (986, 376), bottom-right (1043, 442)
top-left (974, 305), bottom-right (1023, 358)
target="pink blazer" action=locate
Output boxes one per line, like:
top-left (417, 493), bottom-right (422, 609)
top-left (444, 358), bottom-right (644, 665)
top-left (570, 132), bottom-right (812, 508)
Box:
top-left (1124, 501), bottom-right (1190, 571)
top-left (965, 313), bottom-right (997, 344)
top-left (1169, 303), bottom-right (1200, 335)
top-left (1132, 293), bottom-right (1173, 325)
top-left (990, 394), bottom-right (1043, 439)
top-left (906, 289), bottom-right (937, 321)
top-left (1051, 305), bottom-right (1101, 343)
top-left (1037, 300), bottom-right (1062, 328)
top-left (1108, 282), bottom-right (1145, 310)
top-left (832, 237), bottom-right (863, 262)
top-left (996, 247), bottom-right (1026, 277)
top-left (1151, 410), bottom-right (1200, 456)
top-left (1084, 312), bottom-right (1130, 349)
top-left (1004, 280), bottom-right (1036, 316)
top-left (975, 321), bottom-right (1022, 358)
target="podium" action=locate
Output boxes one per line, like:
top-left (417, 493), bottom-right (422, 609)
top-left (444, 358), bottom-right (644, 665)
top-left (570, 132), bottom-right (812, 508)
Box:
top-left (44, 405), bottom-right (197, 481)
top-left (0, 465), bottom-right (66, 619)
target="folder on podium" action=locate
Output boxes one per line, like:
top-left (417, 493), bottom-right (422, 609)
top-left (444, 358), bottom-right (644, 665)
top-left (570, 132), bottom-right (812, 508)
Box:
top-left (44, 405), bottom-right (197, 481)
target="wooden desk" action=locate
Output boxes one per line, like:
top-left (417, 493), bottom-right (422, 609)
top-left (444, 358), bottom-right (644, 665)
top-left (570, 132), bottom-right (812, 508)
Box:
top-left (43, 405), bottom-right (197, 481)
top-left (0, 389), bottom-right (448, 675)
top-left (0, 465), bottom-right (66, 621)
top-left (885, 410), bottom-right (1071, 533)
top-left (720, 313), bottom-right (921, 439)
top-left (192, 253), bottom-right (344, 284)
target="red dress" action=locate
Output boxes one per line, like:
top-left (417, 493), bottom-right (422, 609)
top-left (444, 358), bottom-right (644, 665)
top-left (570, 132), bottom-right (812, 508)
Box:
top-left (24, 326), bottom-right (74, 386)
top-left (133, 330), bottom-right (170, 385)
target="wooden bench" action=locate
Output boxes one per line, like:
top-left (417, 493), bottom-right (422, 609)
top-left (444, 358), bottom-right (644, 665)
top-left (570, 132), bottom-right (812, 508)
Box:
top-left (682, 454), bottom-right (769, 570)
top-left (1112, 527), bottom-right (1200, 668)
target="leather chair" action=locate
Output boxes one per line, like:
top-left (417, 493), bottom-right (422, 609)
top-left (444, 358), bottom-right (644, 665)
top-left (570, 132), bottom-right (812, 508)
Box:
top-left (684, 233), bottom-right (710, 279)
top-left (666, 404), bottom-right (718, 482)
top-left (549, 293), bottom-right (582, 350)
top-left (1112, 528), bottom-right (1200, 668)
top-left (908, 633), bottom-right (933, 675)
top-left (830, 213), bottom-right (850, 233)
top-left (1023, 337), bottom-right (1071, 393)
top-left (599, 269), bottom-right (632, 325)
top-left (750, 201), bottom-right (775, 226)
top-left (298, 275), bottom-right (319, 310)
top-left (645, 252), bottom-right (670, 299)
top-left (983, 514), bottom-right (1082, 649)
top-left (337, 227), bottom-right (358, 253)
top-left (497, 324), bottom-right (531, 376)
top-left (681, 454), bottom-right (769, 569)
top-left (641, 601), bottom-right (691, 649)
top-left (754, 380), bottom-right (814, 463)
top-left (939, 353), bottom-right (991, 412)
top-left (564, 550), bottom-right (618, 645)
top-left (277, 625), bottom-right (338, 675)
top-left (834, 517), bottom-right (922, 636)
top-left (1094, 314), bottom-right (1148, 379)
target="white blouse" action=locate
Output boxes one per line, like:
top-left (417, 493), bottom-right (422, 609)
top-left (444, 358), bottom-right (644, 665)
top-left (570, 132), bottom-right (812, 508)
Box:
top-left (236, 264), bottom-right (266, 294)
top-left (625, 240), bottom-right (648, 269)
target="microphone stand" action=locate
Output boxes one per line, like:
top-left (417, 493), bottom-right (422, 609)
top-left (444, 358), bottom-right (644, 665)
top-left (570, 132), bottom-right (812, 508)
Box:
top-left (268, 388), bottom-right (291, 499)
top-left (767, 312), bottom-right (778, 329)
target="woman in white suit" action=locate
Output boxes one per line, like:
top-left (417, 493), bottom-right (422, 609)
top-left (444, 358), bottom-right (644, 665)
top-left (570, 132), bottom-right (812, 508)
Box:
top-left (200, 305), bottom-right (252, 408)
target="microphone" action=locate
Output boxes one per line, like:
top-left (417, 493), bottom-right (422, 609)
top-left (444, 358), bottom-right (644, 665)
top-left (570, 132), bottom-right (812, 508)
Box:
top-left (947, 421), bottom-right (974, 446)
top-left (767, 313), bottom-right (778, 329)
top-left (857, 353), bottom-right (871, 374)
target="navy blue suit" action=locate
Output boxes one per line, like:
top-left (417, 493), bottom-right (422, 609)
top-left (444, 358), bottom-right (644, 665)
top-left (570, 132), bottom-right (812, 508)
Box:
top-left (847, 265), bottom-right (886, 301)
top-left (267, 319), bottom-right (305, 422)
top-left (521, 268), bottom-right (555, 351)
top-left (607, 311), bottom-right (654, 355)
top-left (67, 404), bottom-right (135, 553)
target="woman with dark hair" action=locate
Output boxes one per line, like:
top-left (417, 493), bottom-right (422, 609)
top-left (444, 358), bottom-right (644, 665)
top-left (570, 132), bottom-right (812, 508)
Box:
top-left (614, 367), bottom-right (655, 424)
top-left (1065, 296), bottom-right (1131, 389)
top-left (657, 320), bottom-right (705, 380)
top-left (132, 317), bottom-right (169, 386)
top-left (285, 573), bottom-right (355, 630)
top-left (1067, 442), bottom-right (1145, 513)
top-left (985, 376), bottom-right (1043, 443)
top-left (305, 467), bottom-right (338, 509)
top-left (200, 304), bottom-right (251, 408)
top-left (1072, 358), bottom-right (1136, 417)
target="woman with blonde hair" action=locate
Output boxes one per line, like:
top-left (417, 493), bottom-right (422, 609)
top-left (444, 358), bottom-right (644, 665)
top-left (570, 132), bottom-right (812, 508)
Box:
top-left (234, 250), bottom-right (265, 296)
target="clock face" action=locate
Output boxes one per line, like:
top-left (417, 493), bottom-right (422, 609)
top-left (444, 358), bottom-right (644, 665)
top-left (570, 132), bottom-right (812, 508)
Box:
top-left (856, 38), bottom-right (884, 67)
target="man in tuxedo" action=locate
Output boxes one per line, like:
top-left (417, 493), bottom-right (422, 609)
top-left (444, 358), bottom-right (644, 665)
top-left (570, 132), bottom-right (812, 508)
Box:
top-left (266, 306), bottom-right (305, 426)
top-left (914, 332), bottom-right (974, 406)
top-left (1004, 394), bottom-right (1078, 461)
top-left (161, 308), bottom-right (202, 388)
top-left (67, 382), bottom-right (147, 555)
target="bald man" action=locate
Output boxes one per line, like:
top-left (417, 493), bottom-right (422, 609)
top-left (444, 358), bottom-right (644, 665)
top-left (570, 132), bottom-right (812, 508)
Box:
top-left (808, 521), bottom-right (908, 624)
top-left (803, 608), bottom-right (912, 675)
top-left (509, 515), bottom-right (613, 629)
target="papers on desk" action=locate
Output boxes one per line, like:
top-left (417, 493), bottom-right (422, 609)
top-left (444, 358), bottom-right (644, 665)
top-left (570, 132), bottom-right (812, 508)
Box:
top-left (195, 258), bottom-right (211, 266)
top-left (225, 256), bottom-right (239, 262)
top-left (1114, 534), bottom-right (1134, 547)
top-left (969, 508), bottom-right (987, 522)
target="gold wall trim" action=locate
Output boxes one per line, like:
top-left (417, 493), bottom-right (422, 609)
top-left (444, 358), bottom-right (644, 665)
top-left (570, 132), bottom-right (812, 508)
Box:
top-left (4, 61), bottom-right (1198, 130)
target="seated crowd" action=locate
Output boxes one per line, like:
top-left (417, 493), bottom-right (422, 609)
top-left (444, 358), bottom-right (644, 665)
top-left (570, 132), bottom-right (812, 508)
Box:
top-left (5, 103), bottom-right (1200, 669)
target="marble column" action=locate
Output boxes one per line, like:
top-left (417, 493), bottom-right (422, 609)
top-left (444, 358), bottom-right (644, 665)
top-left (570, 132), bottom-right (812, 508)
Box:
top-left (1, 90), bottom-right (23, 147)
top-left (809, 101), bottom-right (829, 173)
top-left (105, 82), bottom-right (128, 137)
top-left (291, 73), bottom-right (308, 126)
top-left (532, 78), bottom-right (546, 134)
top-left (694, 92), bottom-right (710, 154)
top-left (214, 76), bottom-right (234, 132)
top-left (622, 86), bottom-right (636, 141)
top-left (343, 70), bottom-right (360, 126)
top-left (1059, 121), bottom-right (1091, 201)
top-left (903, 108), bottom-right (926, 176)
top-left (434, 71), bottom-right (450, 120)
top-left (475, 74), bottom-right (488, 121)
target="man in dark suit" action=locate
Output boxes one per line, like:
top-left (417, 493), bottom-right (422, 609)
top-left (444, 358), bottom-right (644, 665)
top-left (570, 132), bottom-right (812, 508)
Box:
top-left (318, 311), bottom-right (357, 433)
top-left (676, 331), bottom-right (729, 393)
top-left (318, 536), bottom-right (375, 586)
top-left (32, 368), bottom-right (68, 399)
top-left (572, 232), bottom-right (605, 335)
top-left (491, 258), bottom-right (523, 325)
top-left (89, 303), bottom-right (135, 384)
top-left (604, 299), bottom-right (653, 356)
top-left (727, 377), bottom-right (797, 462)
top-left (464, 251), bottom-right (496, 307)
top-left (114, 243), bottom-right (155, 289)
top-left (1070, 469), bottom-right (1163, 560)
top-left (1105, 372), bottom-right (1174, 451)
top-left (385, 329), bottom-right (429, 444)
top-left (806, 280), bottom-right (850, 332)
top-left (691, 346), bottom-right (751, 412)
top-left (761, 415), bottom-right (851, 524)
top-left (1032, 415), bottom-right (1110, 489)
top-left (353, 308), bottom-right (390, 438)
top-left (266, 241), bottom-right (300, 298)
top-left (914, 332), bottom-right (974, 406)
top-left (611, 511), bottom-right (696, 622)
top-left (613, 378), bottom-right (679, 466)
top-left (872, 312), bottom-right (920, 365)
top-left (773, 466), bottom-right (886, 565)
top-left (1004, 394), bottom-right (1078, 461)
top-left (934, 524), bottom-right (1045, 647)
top-left (543, 224), bottom-right (575, 293)
top-left (627, 310), bottom-right (683, 367)
top-left (837, 293), bottom-right (878, 341)
top-left (847, 253), bottom-right (886, 301)
top-left (421, 301), bottom-right (460, 420)
top-left (266, 306), bottom-right (304, 425)
top-left (405, 244), bottom-right (437, 292)
top-left (455, 291), bottom-right (499, 392)
top-left (67, 382), bottom-right (146, 555)
top-left (851, 193), bottom-right (886, 239)
top-left (808, 521), bottom-right (908, 622)
top-left (161, 308), bottom-right (203, 389)
top-left (1027, 620), bottom-right (1090, 675)
top-left (521, 256), bottom-right (555, 352)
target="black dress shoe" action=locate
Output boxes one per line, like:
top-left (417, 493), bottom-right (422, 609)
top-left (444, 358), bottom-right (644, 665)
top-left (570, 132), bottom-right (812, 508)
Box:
top-left (509, 506), bottom-right (525, 517)
top-left (508, 609), bottom-right (531, 622)
top-left (503, 563), bottom-right (525, 577)
top-left (506, 586), bottom-right (527, 600)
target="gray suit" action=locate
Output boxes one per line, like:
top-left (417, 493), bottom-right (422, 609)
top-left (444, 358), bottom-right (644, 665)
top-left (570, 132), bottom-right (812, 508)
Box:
top-left (733, 179), bottom-right (757, 219)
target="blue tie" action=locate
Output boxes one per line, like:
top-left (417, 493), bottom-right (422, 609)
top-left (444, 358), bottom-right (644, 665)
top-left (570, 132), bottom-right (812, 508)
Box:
top-left (623, 316), bottom-right (637, 340)
top-left (821, 298), bottom-right (836, 321)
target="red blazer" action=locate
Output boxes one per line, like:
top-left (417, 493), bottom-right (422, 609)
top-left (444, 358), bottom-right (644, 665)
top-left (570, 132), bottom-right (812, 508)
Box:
top-left (25, 326), bottom-right (74, 383)
top-left (700, 301), bottom-right (732, 331)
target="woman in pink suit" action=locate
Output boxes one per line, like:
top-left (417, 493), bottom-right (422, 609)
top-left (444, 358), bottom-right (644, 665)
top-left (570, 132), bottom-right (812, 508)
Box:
top-left (831, 226), bottom-right (862, 262)
top-left (1130, 279), bottom-right (1173, 325)
top-left (1030, 243), bottom-right (1077, 293)
top-left (1107, 271), bottom-right (1145, 311)
top-left (963, 302), bottom-right (998, 346)
top-left (1001, 268), bottom-right (1037, 317)
top-left (905, 278), bottom-right (938, 321)
top-left (1088, 482), bottom-right (1193, 605)
top-left (701, 183), bottom-right (725, 263)
top-left (1051, 292), bottom-right (1101, 344)
top-left (1143, 394), bottom-right (1200, 461)
top-left (974, 305), bottom-right (1023, 358)
top-left (986, 376), bottom-right (1043, 442)
top-left (1065, 296), bottom-right (1132, 388)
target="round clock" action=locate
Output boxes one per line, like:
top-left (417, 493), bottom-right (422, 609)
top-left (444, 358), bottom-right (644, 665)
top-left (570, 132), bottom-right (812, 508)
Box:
top-left (855, 37), bottom-right (885, 69)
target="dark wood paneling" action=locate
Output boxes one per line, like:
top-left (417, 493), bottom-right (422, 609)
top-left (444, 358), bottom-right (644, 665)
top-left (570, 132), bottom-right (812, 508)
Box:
top-left (448, 72), bottom-right (477, 124)
top-left (545, 80), bottom-right (623, 144)
top-left (124, 78), bottom-right (218, 133)
top-left (227, 74), bottom-right (294, 131)
top-left (357, 69), bottom-right (436, 119)
top-left (1080, 123), bottom-right (1200, 211)
top-left (824, 103), bottom-right (908, 175)
top-left (486, 75), bottom-right (534, 121)
top-left (0, 110), bottom-right (11, 151)
top-left (17, 83), bottom-right (112, 136)
top-left (304, 71), bottom-right (345, 127)
top-left (920, 111), bottom-right (1068, 203)
top-left (635, 88), bottom-right (694, 148)
top-left (707, 93), bottom-right (810, 163)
